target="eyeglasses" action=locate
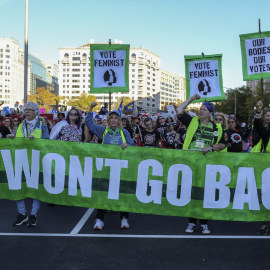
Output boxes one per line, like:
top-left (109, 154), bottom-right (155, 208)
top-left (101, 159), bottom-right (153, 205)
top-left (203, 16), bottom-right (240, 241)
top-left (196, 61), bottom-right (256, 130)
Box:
top-left (24, 109), bottom-right (35, 112)
top-left (228, 121), bottom-right (235, 124)
top-left (69, 112), bottom-right (78, 116)
top-left (215, 118), bottom-right (223, 121)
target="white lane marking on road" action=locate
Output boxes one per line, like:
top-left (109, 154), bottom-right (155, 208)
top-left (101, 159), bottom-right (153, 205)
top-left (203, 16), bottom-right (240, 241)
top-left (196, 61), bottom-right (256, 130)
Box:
top-left (0, 233), bottom-right (269, 239)
top-left (70, 208), bottom-right (94, 235)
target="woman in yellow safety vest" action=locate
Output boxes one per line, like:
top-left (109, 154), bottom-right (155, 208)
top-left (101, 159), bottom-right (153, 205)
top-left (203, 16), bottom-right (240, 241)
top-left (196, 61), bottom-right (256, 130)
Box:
top-left (176, 94), bottom-right (226, 235)
top-left (8, 102), bottom-right (50, 227)
top-left (85, 102), bottom-right (134, 231)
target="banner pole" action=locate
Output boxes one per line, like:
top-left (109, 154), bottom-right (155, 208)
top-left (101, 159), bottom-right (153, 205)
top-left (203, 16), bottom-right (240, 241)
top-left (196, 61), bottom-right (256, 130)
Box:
top-left (108, 39), bottom-right (112, 112)
top-left (259, 19), bottom-right (264, 100)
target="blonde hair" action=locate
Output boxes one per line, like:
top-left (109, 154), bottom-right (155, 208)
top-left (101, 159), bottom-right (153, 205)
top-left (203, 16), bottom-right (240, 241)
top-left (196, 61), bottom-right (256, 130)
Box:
top-left (215, 112), bottom-right (228, 130)
top-left (106, 113), bottom-right (123, 129)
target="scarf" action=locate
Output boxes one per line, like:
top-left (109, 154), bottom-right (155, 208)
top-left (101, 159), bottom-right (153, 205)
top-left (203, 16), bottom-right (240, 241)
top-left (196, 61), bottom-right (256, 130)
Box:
top-left (107, 127), bottom-right (120, 145)
top-left (22, 116), bottom-right (39, 138)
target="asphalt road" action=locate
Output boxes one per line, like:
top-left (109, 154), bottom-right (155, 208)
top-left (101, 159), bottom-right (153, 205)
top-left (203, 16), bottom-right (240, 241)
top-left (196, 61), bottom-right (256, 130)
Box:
top-left (1, 199), bottom-right (270, 270)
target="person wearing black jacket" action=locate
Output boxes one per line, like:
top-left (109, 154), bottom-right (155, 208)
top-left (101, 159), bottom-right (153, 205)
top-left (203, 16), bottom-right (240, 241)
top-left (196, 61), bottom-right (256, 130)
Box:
top-left (253, 100), bottom-right (270, 235)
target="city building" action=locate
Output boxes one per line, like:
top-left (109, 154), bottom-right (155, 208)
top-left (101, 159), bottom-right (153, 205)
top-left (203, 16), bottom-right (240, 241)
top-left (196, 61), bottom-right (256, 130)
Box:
top-left (0, 38), bottom-right (59, 108)
top-left (246, 79), bottom-right (270, 92)
top-left (175, 76), bottom-right (186, 102)
top-left (45, 63), bottom-right (59, 95)
top-left (0, 38), bottom-right (27, 108)
top-left (28, 54), bottom-right (47, 95)
top-left (58, 40), bottom-right (186, 114)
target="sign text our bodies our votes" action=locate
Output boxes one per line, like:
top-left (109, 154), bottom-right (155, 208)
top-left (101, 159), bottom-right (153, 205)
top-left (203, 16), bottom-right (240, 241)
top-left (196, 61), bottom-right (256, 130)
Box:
top-left (246, 37), bottom-right (270, 74)
top-left (240, 31), bottom-right (270, 81)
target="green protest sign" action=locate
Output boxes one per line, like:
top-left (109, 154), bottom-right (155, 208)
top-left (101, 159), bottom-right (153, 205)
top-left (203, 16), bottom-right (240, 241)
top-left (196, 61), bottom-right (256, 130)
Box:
top-left (240, 31), bottom-right (270, 81)
top-left (90, 44), bottom-right (130, 93)
top-left (185, 54), bottom-right (225, 103)
top-left (1, 138), bottom-right (270, 222)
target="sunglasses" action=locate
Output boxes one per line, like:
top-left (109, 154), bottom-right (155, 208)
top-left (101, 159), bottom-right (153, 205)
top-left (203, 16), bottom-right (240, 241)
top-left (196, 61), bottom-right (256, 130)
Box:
top-left (69, 112), bottom-right (78, 116)
top-left (215, 118), bottom-right (223, 121)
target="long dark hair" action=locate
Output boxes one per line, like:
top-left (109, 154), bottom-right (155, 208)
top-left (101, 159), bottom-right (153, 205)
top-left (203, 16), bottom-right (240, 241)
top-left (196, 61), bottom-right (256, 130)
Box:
top-left (66, 108), bottom-right (82, 129)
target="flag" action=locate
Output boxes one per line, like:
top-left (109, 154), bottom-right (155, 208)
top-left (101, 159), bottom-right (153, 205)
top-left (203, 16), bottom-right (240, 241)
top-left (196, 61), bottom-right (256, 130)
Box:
top-left (124, 101), bottom-right (134, 112)
top-left (52, 107), bottom-right (57, 113)
top-left (117, 98), bottom-right (123, 117)
top-left (3, 106), bottom-right (10, 115)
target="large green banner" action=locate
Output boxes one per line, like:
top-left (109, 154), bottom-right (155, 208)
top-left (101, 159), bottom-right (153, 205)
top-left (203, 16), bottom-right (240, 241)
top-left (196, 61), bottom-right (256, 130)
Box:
top-left (240, 31), bottom-right (270, 81)
top-left (90, 44), bottom-right (130, 93)
top-left (1, 138), bottom-right (270, 222)
top-left (185, 54), bottom-right (225, 103)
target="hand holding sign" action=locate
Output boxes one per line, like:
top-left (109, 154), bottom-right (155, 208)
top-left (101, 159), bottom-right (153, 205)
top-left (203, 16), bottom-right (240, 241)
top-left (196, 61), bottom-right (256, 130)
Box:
top-left (190, 94), bottom-right (201, 102)
top-left (89, 102), bottom-right (98, 112)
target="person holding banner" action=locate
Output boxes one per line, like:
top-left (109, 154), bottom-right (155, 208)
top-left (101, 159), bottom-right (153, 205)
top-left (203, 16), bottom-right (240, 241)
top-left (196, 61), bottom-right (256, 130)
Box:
top-left (176, 94), bottom-right (226, 234)
top-left (3, 117), bottom-right (16, 135)
top-left (225, 117), bottom-right (245, 153)
top-left (251, 100), bottom-right (270, 235)
top-left (8, 102), bottom-right (50, 227)
top-left (86, 102), bottom-right (134, 230)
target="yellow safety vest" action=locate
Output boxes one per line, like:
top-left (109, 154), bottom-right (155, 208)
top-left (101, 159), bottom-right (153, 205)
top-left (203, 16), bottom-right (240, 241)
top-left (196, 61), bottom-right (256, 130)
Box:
top-left (183, 116), bottom-right (223, 150)
top-left (16, 121), bottom-right (42, 139)
top-left (102, 128), bottom-right (126, 144)
top-left (250, 139), bottom-right (270, 153)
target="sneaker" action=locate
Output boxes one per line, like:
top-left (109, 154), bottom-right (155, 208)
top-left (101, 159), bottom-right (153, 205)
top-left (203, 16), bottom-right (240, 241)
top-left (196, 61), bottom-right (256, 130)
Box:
top-left (93, 219), bottom-right (104, 230)
top-left (201, 224), bottom-right (210, 234)
top-left (121, 217), bottom-right (129, 229)
top-left (27, 215), bottom-right (37, 227)
top-left (13, 214), bottom-right (28, 226)
top-left (258, 224), bottom-right (268, 235)
top-left (185, 223), bottom-right (196, 233)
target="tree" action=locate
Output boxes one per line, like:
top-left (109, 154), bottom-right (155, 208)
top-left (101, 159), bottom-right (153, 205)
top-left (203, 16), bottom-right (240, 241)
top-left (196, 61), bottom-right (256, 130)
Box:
top-left (214, 86), bottom-right (254, 123)
top-left (66, 93), bottom-right (99, 112)
top-left (26, 87), bottom-right (58, 112)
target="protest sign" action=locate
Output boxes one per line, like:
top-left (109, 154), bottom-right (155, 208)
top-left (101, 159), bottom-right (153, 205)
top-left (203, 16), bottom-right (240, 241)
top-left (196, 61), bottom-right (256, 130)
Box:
top-left (240, 31), bottom-right (270, 81)
top-left (1, 138), bottom-right (270, 222)
top-left (185, 54), bottom-right (225, 103)
top-left (90, 44), bottom-right (130, 93)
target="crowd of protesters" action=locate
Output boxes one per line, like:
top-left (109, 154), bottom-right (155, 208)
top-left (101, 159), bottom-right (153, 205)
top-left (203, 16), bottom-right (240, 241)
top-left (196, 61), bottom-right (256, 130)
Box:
top-left (1, 96), bottom-right (269, 235)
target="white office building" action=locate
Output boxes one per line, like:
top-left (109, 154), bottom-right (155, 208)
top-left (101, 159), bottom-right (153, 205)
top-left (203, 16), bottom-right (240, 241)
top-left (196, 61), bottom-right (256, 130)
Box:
top-left (0, 38), bottom-right (26, 107)
top-left (58, 40), bottom-right (187, 114)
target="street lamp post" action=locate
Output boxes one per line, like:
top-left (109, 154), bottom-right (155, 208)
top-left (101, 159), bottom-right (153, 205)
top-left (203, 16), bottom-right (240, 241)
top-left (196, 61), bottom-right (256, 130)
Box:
top-left (234, 91), bottom-right (236, 116)
top-left (24, 0), bottom-right (29, 104)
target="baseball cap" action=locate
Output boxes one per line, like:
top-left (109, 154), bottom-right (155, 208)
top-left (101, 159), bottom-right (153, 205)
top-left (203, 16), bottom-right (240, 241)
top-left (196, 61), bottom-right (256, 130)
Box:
top-left (109, 110), bottom-right (120, 117)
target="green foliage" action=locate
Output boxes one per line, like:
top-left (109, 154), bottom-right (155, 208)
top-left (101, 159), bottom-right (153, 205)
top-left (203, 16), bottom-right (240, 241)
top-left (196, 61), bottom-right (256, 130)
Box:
top-left (26, 87), bottom-right (58, 112)
top-left (66, 94), bottom-right (99, 112)
top-left (214, 84), bottom-right (270, 123)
